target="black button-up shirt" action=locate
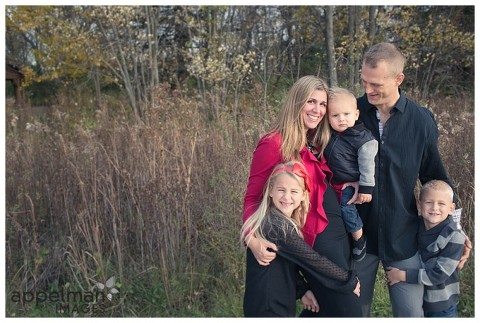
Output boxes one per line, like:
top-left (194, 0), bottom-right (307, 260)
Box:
top-left (356, 90), bottom-right (456, 262)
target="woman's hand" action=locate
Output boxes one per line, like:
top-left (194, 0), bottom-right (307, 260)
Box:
top-left (247, 235), bottom-right (278, 266)
top-left (342, 182), bottom-right (359, 205)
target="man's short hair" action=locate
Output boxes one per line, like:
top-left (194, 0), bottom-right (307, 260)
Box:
top-left (363, 42), bottom-right (405, 76)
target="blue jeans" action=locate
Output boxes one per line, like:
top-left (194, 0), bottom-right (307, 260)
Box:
top-left (340, 186), bottom-right (363, 233)
top-left (425, 305), bottom-right (458, 317)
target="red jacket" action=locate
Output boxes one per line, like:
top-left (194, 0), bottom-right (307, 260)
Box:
top-left (243, 132), bottom-right (336, 246)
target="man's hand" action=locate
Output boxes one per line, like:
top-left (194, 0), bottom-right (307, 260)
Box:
top-left (458, 236), bottom-right (472, 270)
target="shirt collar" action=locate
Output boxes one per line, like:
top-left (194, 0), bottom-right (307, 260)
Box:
top-left (395, 89), bottom-right (407, 113)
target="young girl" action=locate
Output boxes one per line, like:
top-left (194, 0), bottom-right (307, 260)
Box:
top-left (241, 161), bottom-right (360, 317)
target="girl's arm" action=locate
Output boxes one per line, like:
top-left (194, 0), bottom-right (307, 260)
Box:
top-left (266, 214), bottom-right (359, 294)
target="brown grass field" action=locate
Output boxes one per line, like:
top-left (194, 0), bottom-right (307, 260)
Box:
top-left (5, 85), bottom-right (474, 317)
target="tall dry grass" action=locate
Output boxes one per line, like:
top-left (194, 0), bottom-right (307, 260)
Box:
top-left (430, 94), bottom-right (475, 236)
top-left (5, 85), bottom-right (474, 317)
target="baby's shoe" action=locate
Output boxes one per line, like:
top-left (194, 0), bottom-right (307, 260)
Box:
top-left (352, 235), bottom-right (367, 262)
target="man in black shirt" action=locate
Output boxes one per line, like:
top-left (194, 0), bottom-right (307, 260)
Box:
top-left (353, 42), bottom-right (470, 317)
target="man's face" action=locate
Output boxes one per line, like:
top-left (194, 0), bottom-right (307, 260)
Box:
top-left (361, 60), bottom-right (403, 109)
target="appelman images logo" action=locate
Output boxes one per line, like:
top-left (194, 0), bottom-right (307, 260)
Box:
top-left (10, 276), bottom-right (120, 316)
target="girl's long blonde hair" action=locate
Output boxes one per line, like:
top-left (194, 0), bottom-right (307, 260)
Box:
top-left (269, 75), bottom-right (331, 160)
top-left (241, 161), bottom-right (311, 247)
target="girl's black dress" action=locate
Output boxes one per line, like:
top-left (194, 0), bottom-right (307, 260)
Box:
top-left (243, 208), bottom-right (358, 317)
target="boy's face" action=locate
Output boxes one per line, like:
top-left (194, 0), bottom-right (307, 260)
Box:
top-left (327, 94), bottom-right (359, 133)
top-left (417, 189), bottom-right (455, 230)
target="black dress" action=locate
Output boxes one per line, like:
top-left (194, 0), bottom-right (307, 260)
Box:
top-left (299, 181), bottom-right (364, 317)
top-left (243, 208), bottom-right (358, 317)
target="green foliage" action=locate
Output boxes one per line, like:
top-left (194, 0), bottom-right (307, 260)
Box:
top-left (297, 44), bottom-right (327, 77)
top-left (24, 79), bottom-right (59, 106)
top-left (457, 255), bottom-right (475, 317)
top-left (6, 5), bottom-right (474, 115)
top-left (376, 6), bottom-right (474, 97)
top-left (6, 82), bottom-right (15, 97)
top-left (7, 6), bottom-right (99, 85)
top-left (371, 267), bottom-right (393, 317)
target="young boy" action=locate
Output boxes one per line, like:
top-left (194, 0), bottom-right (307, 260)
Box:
top-left (386, 180), bottom-right (466, 317)
top-left (324, 87), bottom-right (378, 261)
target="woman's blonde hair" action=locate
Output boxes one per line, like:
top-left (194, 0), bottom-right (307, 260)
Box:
top-left (270, 75), bottom-right (330, 160)
top-left (241, 160), bottom-right (311, 247)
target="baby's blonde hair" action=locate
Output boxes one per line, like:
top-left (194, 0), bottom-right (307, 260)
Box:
top-left (328, 86), bottom-right (356, 101)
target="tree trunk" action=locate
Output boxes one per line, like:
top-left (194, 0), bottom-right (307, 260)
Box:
top-left (92, 65), bottom-right (102, 109)
top-left (368, 6), bottom-right (377, 42)
top-left (347, 6), bottom-right (356, 89)
top-left (146, 6), bottom-right (159, 107)
top-left (325, 6), bottom-right (337, 87)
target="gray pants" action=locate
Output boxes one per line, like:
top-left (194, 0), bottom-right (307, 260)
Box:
top-left (353, 252), bottom-right (424, 317)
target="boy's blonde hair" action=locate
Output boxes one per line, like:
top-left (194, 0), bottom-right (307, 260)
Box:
top-left (241, 160), bottom-right (311, 247)
top-left (419, 180), bottom-right (454, 202)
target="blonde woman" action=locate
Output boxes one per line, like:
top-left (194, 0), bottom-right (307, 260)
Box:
top-left (243, 75), bottom-right (362, 316)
